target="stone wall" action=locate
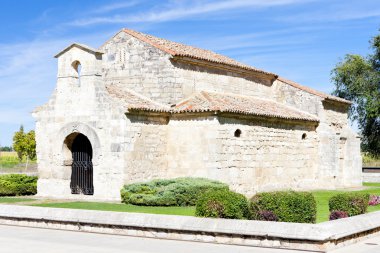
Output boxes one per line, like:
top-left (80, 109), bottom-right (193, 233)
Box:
top-left (4, 203), bottom-right (380, 252)
top-left (34, 46), bottom-right (127, 200)
top-left (123, 114), bottom-right (169, 184)
top-left (363, 172), bottom-right (380, 183)
top-left (165, 115), bottom-right (220, 179)
top-left (101, 32), bottom-right (181, 104)
top-left (216, 117), bottom-right (319, 194)
top-left (172, 61), bottom-right (273, 99)
top-left (316, 101), bottom-right (362, 188)
top-left (150, 115), bottom-right (320, 196)
top-left (274, 79), bottom-right (322, 116)
top-left (274, 79), bottom-right (362, 188)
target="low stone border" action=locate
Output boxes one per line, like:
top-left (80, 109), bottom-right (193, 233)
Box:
top-left (0, 205), bottom-right (379, 252)
top-left (363, 172), bottom-right (380, 183)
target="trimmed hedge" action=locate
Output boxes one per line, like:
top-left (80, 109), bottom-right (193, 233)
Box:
top-left (0, 174), bottom-right (37, 196)
top-left (120, 178), bottom-right (229, 206)
top-left (250, 191), bottom-right (317, 223)
top-left (328, 193), bottom-right (369, 217)
top-left (195, 189), bottom-right (250, 219)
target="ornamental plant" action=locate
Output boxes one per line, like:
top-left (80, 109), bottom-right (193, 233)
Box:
top-left (328, 193), bottom-right (369, 217)
top-left (195, 189), bottom-right (250, 219)
top-left (120, 177), bottom-right (229, 206)
top-left (369, 195), bottom-right (380, 206)
top-left (329, 210), bottom-right (348, 221)
top-left (257, 210), bottom-right (278, 221)
top-left (250, 191), bottom-right (317, 223)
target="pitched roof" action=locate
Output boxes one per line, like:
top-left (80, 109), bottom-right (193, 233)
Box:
top-left (121, 89), bottom-right (318, 122)
top-left (122, 28), bottom-right (276, 77)
top-left (277, 77), bottom-right (352, 104)
top-left (106, 84), bottom-right (170, 111)
top-left (120, 29), bottom-right (350, 105)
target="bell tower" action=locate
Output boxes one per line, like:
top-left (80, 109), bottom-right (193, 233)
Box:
top-left (53, 43), bottom-right (104, 116)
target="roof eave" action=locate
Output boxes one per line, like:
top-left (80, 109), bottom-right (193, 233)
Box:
top-left (277, 77), bottom-right (352, 106)
top-left (54, 43), bottom-right (104, 58)
top-left (172, 55), bottom-right (278, 82)
top-left (126, 108), bottom-right (319, 124)
top-left (324, 96), bottom-right (352, 105)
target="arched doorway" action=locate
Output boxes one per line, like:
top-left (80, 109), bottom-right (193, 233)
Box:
top-left (70, 133), bottom-right (94, 195)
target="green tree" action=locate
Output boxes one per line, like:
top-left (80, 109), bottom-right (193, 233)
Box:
top-left (331, 31), bottom-right (380, 156)
top-left (24, 130), bottom-right (36, 160)
top-left (12, 126), bottom-right (36, 161)
top-left (13, 125), bottom-right (25, 160)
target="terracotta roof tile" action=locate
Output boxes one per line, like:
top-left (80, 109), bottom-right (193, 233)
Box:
top-left (118, 88), bottom-right (319, 122)
top-left (106, 84), bottom-right (170, 111)
top-left (122, 28), bottom-right (276, 77)
top-left (277, 77), bottom-right (352, 104)
top-left (170, 91), bottom-right (319, 122)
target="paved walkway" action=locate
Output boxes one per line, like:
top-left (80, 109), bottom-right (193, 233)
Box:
top-left (330, 235), bottom-right (380, 253)
top-left (0, 225), bottom-right (307, 253)
top-left (2, 224), bottom-right (380, 253)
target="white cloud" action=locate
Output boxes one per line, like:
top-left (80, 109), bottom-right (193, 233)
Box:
top-left (90, 1), bottom-right (140, 14)
top-left (69, 0), bottom-right (312, 26)
top-left (278, 1), bottom-right (380, 23)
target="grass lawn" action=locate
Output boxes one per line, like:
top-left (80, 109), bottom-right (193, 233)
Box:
top-left (32, 202), bottom-right (196, 216)
top-left (2, 182), bottom-right (380, 223)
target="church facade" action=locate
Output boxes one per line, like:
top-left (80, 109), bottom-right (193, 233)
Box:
top-left (33, 29), bottom-right (362, 200)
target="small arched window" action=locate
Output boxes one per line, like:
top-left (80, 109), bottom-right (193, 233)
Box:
top-left (302, 133), bottom-right (307, 140)
top-left (72, 61), bottom-right (82, 85)
top-left (234, 129), bottom-right (242, 138)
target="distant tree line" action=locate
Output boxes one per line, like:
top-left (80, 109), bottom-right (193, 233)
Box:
top-left (0, 146), bottom-right (12, 152)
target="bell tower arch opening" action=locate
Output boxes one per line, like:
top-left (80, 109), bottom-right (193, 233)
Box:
top-left (71, 60), bottom-right (82, 85)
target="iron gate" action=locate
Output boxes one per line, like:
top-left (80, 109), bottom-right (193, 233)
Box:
top-left (70, 134), bottom-right (94, 195)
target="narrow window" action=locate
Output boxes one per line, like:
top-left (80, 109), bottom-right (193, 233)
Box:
top-left (234, 129), bottom-right (242, 138)
top-left (302, 133), bottom-right (307, 140)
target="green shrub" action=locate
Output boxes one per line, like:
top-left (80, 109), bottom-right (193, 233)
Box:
top-left (250, 191), bottom-right (317, 223)
top-left (120, 178), bottom-right (229, 206)
top-left (328, 193), bottom-right (369, 217)
top-left (0, 174), bottom-right (37, 196)
top-left (195, 189), bottom-right (250, 219)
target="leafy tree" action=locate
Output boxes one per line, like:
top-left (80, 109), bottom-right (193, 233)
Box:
top-left (24, 131), bottom-right (36, 160)
top-left (331, 31), bottom-right (380, 156)
top-left (13, 125), bottom-right (25, 160)
top-left (12, 126), bottom-right (36, 161)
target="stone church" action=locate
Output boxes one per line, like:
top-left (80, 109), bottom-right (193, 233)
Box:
top-left (33, 28), bottom-right (362, 200)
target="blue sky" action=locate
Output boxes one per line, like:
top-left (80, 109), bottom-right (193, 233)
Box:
top-left (0, 0), bottom-right (379, 146)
